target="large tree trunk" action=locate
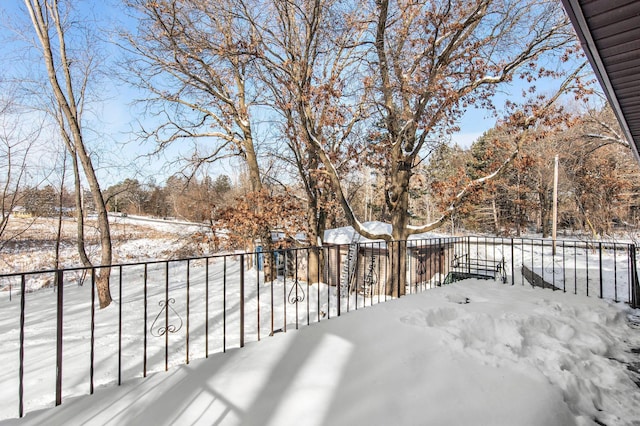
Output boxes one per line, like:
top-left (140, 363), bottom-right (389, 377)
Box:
top-left (386, 166), bottom-right (411, 297)
top-left (387, 228), bottom-right (408, 298)
top-left (306, 198), bottom-right (327, 285)
top-left (304, 149), bottom-right (328, 285)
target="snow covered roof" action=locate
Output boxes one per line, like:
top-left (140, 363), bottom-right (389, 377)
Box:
top-left (270, 231), bottom-right (307, 243)
top-left (323, 221), bottom-right (445, 245)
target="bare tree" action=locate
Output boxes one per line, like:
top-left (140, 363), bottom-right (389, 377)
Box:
top-left (581, 104), bottom-right (630, 151)
top-left (0, 91), bottom-right (40, 246)
top-left (24, 0), bottom-right (113, 307)
top-left (301, 0), bottom-right (587, 294)
top-left (119, 0), bottom-right (590, 297)
top-left (123, 0), bottom-right (279, 278)
top-left (562, 105), bottom-right (640, 236)
top-left (243, 0), bottom-right (367, 281)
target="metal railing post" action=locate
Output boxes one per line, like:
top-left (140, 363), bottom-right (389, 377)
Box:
top-left (223, 257), bottom-right (227, 352)
top-left (541, 239), bottom-right (545, 290)
top-left (295, 249), bottom-right (301, 321)
top-left (164, 262), bottom-right (169, 370)
top-left (143, 265), bottom-right (148, 375)
top-left (552, 239), bottom-right (556, 290)
top-left (186, 259), bottom-right (191, 363)
top-left (55, 269), bottom-right (64, 406)
top-left (283, 251), bottom-right (287, 330)
top-left (574, 241), bottom-right (577, 294)
top-left (466, 237), bottom-right (471, 274)
top-left (336, 246), bottom-right (341, 316)
top-left (19, 274), bottom-right (25, 418)
top-left (240, 254), bottom-right (245, 348)
top-left (599, 243), bottom-right (603, 299)
top-left (205, 260), bottom-right (209, 356)
top-left (613, 244), bottom-right (618, 302)
top-left (317, 248), bottom-right (321, 321)
top-left (118, 266), bottom-right (122, 385)
top-left (397, 241), bottom-right (401, 296)
top-left (562, 242), bottom-right (566, 293)
top-left (438, 239), bottom-right (442, 287)
top-left (355, 244), bottom-right (361, 305)
top-left (630, 245), bottom-right (639, 309)
top-left (257, 253), bottom-right (261, 340)
top-left (510, 238), bottom-right (515, 285)
top-left (306, 248), bottom-right (310, 325)
top-left (90, 269), bottom-right (95, 394)
top-left (270, 254), bottom-right (275, 331)
top-left (586, 245), bottom-right (589, 297)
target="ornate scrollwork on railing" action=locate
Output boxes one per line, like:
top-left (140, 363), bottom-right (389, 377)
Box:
top-left (416, 255), bottom-right (427, 276)
top-left (150, 298), bottom-right (183, 337)
top-left (287, 280), bottom-right (305, 305)
top-left (362, 255), bottom-right (378, 296)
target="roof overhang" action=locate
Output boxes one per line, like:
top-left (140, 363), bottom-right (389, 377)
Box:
top-left (560, 0), bottom-right (640, 164)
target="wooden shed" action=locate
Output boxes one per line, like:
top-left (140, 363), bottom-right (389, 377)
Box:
top-left (325, 239), bottom-right (456, 295)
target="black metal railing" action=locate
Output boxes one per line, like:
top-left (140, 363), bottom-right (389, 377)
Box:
top-left (0, 235), bottom-right (638, 420)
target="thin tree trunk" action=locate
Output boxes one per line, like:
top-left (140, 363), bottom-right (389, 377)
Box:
top-left (492, 198), bottom-right (499, 235)
top-left (25, 0), bottom-right (112, 307)
top-left (70, 149), bottom-right (91, 268)
top-left (242, 131), bottom-right (275, 282)
top-left (54, 152), bottom-right (66, 271)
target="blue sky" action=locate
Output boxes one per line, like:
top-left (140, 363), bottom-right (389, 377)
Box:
top-left (0, 1), bottom-right (596, 189)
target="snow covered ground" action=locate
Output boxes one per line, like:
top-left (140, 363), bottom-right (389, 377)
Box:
top-left (464, 237), bottom-right (636, 303)
top-left (0, 215), bottom-right (213, 276)
top-left (1, 280), bottom-right (639, 426)
top-left (326, 224), bottom-right (636, 304)
top-left (1, 218), bottom-right (639, 425)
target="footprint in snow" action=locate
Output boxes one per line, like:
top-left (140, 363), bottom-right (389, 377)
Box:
top-left (446, 294), bottom-right (470, 304)
top-left (400, 307), bottom-right (460, 328)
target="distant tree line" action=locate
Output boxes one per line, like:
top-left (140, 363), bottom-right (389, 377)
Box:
top-left (418, 105), bottom-right (640, 238)
top-left (104, 175), bottom-right (232, 222)
top-left (20, 104), bottom-right (640, 243)
top-left (103, 102), bottom-right (640, 240)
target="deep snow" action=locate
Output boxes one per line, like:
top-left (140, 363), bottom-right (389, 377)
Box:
top-left (2, 280), bottom-right (639, 426)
